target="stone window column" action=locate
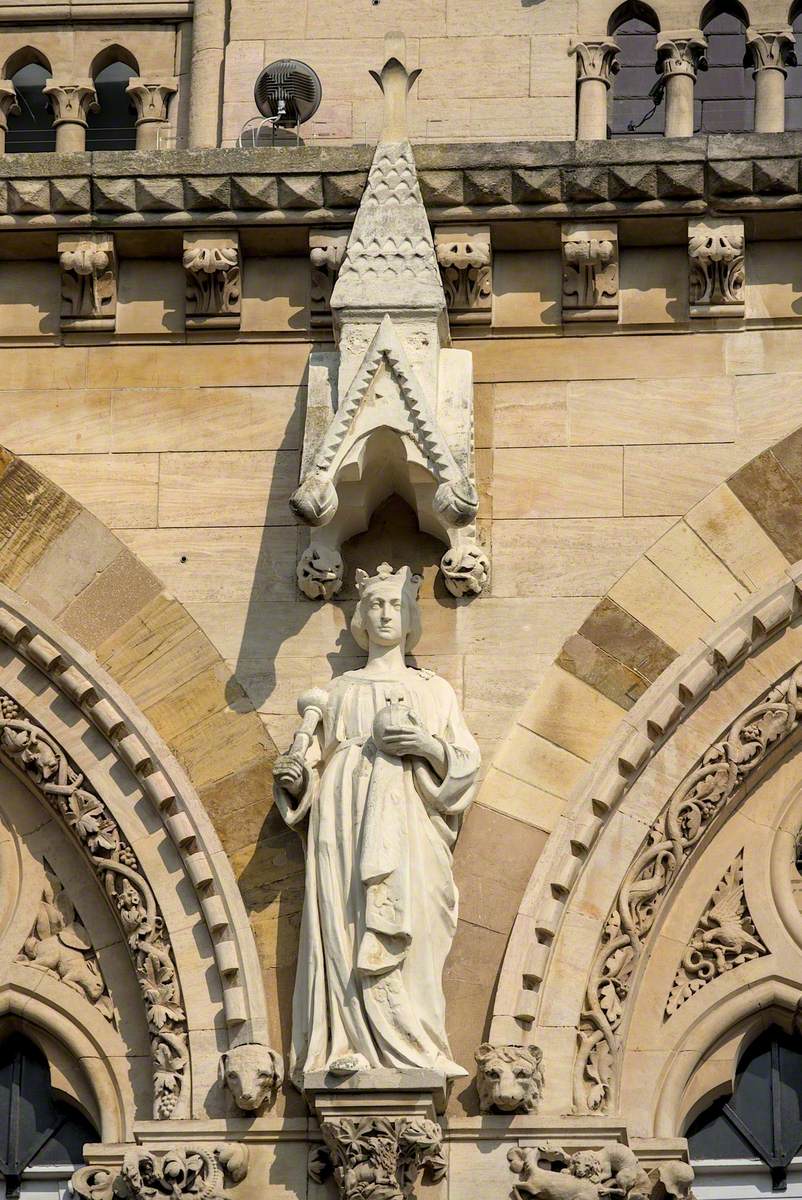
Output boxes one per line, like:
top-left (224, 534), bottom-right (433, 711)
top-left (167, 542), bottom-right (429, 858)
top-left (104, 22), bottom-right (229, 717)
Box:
top-left (126, 78), bottom-right (177, 150)
top-left (746, 28), bottom-right (796, 133)
top-left (0, 80), bottom-right (19, 154)
top-left (655, 34), bottom-right (707, 137)
top-left (569, 40), bottom-right (621, 140)
top-left (43, 80), bottom-right (97, 152)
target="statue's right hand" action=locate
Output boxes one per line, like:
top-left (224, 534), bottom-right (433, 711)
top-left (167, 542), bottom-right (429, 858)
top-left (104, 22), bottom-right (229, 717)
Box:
top-left (273, 754), bottom-right (305, 798)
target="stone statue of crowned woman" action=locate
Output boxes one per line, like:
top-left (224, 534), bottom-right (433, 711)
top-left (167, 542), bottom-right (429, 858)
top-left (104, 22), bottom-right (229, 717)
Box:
top-left (273, 563), bottom-right (481, 1087)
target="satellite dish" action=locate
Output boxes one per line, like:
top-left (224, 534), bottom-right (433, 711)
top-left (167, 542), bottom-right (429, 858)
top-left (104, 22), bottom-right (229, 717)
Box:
top-left (254, 59), bottom-right (322, 128)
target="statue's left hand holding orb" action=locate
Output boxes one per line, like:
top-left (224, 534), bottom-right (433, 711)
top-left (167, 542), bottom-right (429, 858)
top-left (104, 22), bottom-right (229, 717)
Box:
top-left (273, 753), bottom-right (305, 797)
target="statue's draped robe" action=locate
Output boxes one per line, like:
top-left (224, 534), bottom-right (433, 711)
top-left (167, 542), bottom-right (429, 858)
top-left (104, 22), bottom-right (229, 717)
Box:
top-left (275, 668), bottom-right (480, 1083)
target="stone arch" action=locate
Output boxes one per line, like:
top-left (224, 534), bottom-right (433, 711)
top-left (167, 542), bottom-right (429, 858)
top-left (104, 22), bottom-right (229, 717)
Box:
top-left (0, 448), bottom-right (279, 1121)
top-left (3, 46), bottom-right (51, 77)
top-left (607, 0), bottom-right (660, 32)
top-left (87, 45), bottom-right (139, 77)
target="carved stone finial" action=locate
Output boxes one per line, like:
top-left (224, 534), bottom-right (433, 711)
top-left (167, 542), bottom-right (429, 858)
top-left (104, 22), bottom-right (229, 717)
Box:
top-left (369, 31), bottom-right (421, 143)
top-left (126, 77), bottom-right (177, 149)
top-left (562, 223), bottom-right (619, 322)
top-left (475, 1042), bottom-right (544, 1112)
top-left (688, 217), bottom-right (745, 318)
top-left (59, 233), bottom-right (117, 330)
top-left (218, 1043), bottom-right (284, 1111)
top-left (309, 1116), bottom-right (446, 1200)
top-left (434, 226), bottom-right (492, 325)
top-left (569, 39), bottom-right (621, 85)
top-left (183, 233), bottom-right (241, 329)
top-left (746, 27), bottom-right (796, 72)
top-left (70, 1145), bottom-right (249, 1200)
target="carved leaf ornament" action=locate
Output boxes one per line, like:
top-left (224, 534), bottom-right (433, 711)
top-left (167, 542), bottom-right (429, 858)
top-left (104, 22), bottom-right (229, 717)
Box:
top-left (576, 662), bottom-right (802, 1113)
top-left (309, 1116), bottom-right (446, 1200)
top-left (0, 692), bottom-right (188, 1117)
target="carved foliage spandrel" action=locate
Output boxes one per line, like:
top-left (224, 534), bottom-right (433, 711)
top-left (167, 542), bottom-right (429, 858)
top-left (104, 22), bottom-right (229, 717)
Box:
top-left (575, 661), bottom-right (802, 1114)
top-left (20, 862), bottom-right (117, 1023)
top-left (665, 852), bottom-right (766, 1018)
top-left (309, 1117), bottom-right (446, 1200)
top-left (0, 692), bottom-right (187, 1118)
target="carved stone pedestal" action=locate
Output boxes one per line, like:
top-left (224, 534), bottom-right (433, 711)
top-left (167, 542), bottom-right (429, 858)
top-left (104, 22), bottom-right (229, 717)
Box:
top-left (306, 1073), bottom-right (447, 1200)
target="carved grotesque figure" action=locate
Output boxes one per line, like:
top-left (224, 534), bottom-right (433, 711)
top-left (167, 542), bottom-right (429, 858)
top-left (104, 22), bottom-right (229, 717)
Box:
top-left (218, 1043), bottom-right (283, 1110)
top-left (273, 562), bottom-right (480, 1084)
top-left (508, 1144), bottom-right (693, 1200)
top-left (475, 1043), bottom-right (544, 1113)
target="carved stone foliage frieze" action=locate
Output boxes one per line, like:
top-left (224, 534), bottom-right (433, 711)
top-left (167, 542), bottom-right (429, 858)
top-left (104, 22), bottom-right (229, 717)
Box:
top-left (59, 233), bottom-right (116, 330)
top-left (434, 225), bottom-right (492, 324)
top-left (217, 1043), bottom-right (284, 1111)
top-left (71, 1146), bottom-right (248, 1200)
top-left (561, 223), bottom-right (619, 322)
top-left (183, 233), bottom-right (241, 329)
top-left (19, 862), bottom-right (116, 1023)
top-left (509, 1144), bottom-right (694, 1200)
top-left (664, 852), bottom-right (766, 1018)
top-left (0, 690), bottom-right (188, 1118)
top-left (474, 1042), bottom-right (544, 1112)
top-left (688, 218), bottom-right (745, 318)
top-left (308, 1117), bottom-right (447, 1200)
top-left (575, 661), bottom-right (802, 1115)
top-left (310, 229), bottom-right (349, 327)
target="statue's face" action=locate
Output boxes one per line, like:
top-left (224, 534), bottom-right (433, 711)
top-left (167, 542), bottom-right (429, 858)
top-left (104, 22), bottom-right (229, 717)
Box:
top-left (363, 583), bottom-right (405, 647)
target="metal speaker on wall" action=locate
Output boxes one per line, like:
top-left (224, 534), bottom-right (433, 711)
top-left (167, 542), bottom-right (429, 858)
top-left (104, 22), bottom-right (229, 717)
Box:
top-left (254, 59), bottom-right (322, 127)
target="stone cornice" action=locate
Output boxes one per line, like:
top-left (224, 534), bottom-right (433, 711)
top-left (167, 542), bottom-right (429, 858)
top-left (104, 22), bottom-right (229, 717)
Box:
top-left (1, 136), bottom-right (802, 225)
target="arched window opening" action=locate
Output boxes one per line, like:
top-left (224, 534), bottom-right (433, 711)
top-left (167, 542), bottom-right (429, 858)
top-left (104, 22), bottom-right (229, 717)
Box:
top-left (0, 1034), bottom-right (98, 1199)
top-left (5, 62), bottom-right (55, 154)
top-left (696, 6), bottom-right (753, 132)
top-left (687, 1025), bottom-right (802, 1195)
top-left (609, 12), bottom-right (664, 134)
top-left (85, 60), bottom-right (138, 151)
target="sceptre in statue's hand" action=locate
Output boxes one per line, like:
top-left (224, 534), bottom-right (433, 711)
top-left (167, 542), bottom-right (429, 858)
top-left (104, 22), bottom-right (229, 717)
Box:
top-left (272, 687), bottom-right (328, 799)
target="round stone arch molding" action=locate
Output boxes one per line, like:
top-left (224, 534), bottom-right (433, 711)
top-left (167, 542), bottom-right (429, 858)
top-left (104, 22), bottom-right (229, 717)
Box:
top-left (0, 450), bottom-right (280, 1128)
top-left (490, 565), bottom-right (802, 1128)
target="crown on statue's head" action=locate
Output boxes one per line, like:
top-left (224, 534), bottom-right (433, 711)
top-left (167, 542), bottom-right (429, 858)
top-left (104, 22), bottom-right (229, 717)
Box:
top-left (355, 562), bottom-right (422, 601)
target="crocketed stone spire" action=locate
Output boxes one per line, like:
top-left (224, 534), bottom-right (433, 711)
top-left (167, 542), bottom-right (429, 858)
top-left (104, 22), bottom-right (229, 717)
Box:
top-left (330, 35), bottom-right (445, 320)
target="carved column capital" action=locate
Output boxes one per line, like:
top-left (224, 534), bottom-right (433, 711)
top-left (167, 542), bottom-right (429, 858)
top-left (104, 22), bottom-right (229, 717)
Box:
top-left (309, 1116), bottom-right (447, 1200)
top-left (688, 217), bottom-right (745, 318)
top-left (58, 233), bottom-right (117, 330)
top-left (746, 26), bottom-right (796, 72)
top-left (434, 225), bottom-right (492, 325)
top-left (183, 232), bottom-right (241, 329)
top-left (44, 78), bottom-right (97, 127)
top-left (569, 38), bottom-right (621, 85)
top-left (126, 76), bottom-right (177, 148)
top-left (310, 228), bottom-right (349, 327)
top-left (561, 222), bottom-right (619, 322)
top-left (655, 32), bottom-right (708, 80)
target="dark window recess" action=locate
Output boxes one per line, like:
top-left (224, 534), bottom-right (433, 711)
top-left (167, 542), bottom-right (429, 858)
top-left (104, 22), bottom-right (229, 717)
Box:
top-left (0, 1033), bottom-right (98, 1197)
top-left (687, 1026), bottom-right (802, 1190)
top-left (785, 10), bottom-right (802, 129)
top-left (696, 11), bottom-right (753, 133)
top-left (6, 63), bottom-right (55, 153)
top-left (609, 19), bottom-right (663, 136)
top-left (85, 61), bottom-right (137, 151)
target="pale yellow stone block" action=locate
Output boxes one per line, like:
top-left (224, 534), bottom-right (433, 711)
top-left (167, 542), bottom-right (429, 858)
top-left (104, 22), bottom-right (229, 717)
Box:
top-left (78, 24), bottom-right (177, 74)
top-left (229, 0), bottom-right (308, 41)
top-left (242, 258), bottom-right (309, 333)
top-left (0, 390), bottom-right (110, 454)
top-left (0, 262), bottom-right (58, 335)
top-left (735, 373), bottom-right (802, 448)
top-left (259, 37), bottom-right (419, 100)
top-left (158, 450), bottom-right (298, 527)
top-left (493, 251), bottom-right (562, 329)
top-left (745, 241), bottom-right (802, 320)
top-left (0, 349), bottom-right (85, 390)
top-left (645, 520), bottom-right (748, 620)
top-left (111, 386), bottom-right (300, 453)
top-left (117, 259), bottom-right (184, 334)
top-left (418, 36), bottom-right (530, 98)
top-left (725, 328), bottom-right (802, 377)
top-left (306, 0), bottom-right (446, 39)
top-left (529, 35), bottom-right (575, 95)
top-left (446, 0), bottom-right (577, 36)
top-left (494, 720), bottom-right (589, 794)
top-left (623, 442), bottom-right (753, 516)
top-left (685, 482), bottom-right (791, 591)
top-left (518, 662), bottom-right (625, 761)
top-left (619, 245), bottom-right (688, 325)
top-left (119, 526), bottom-right (296, 602)
top-left (494, 380), bottom-right (568, 447)
top-left (27, 453), bottom-right (158, 529)
top-left (608, 557), bottom-right (712, 652)
top-left (469, 95), bottom-right (574, 139)
top-left (569, 376), bottom-right (735, 445)
top-left (86, 341), bottom-right (309, 388)
top-left (468, 330), bottom-right (727, 383)
top-left (494, 446), bottom-right (623, 518)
